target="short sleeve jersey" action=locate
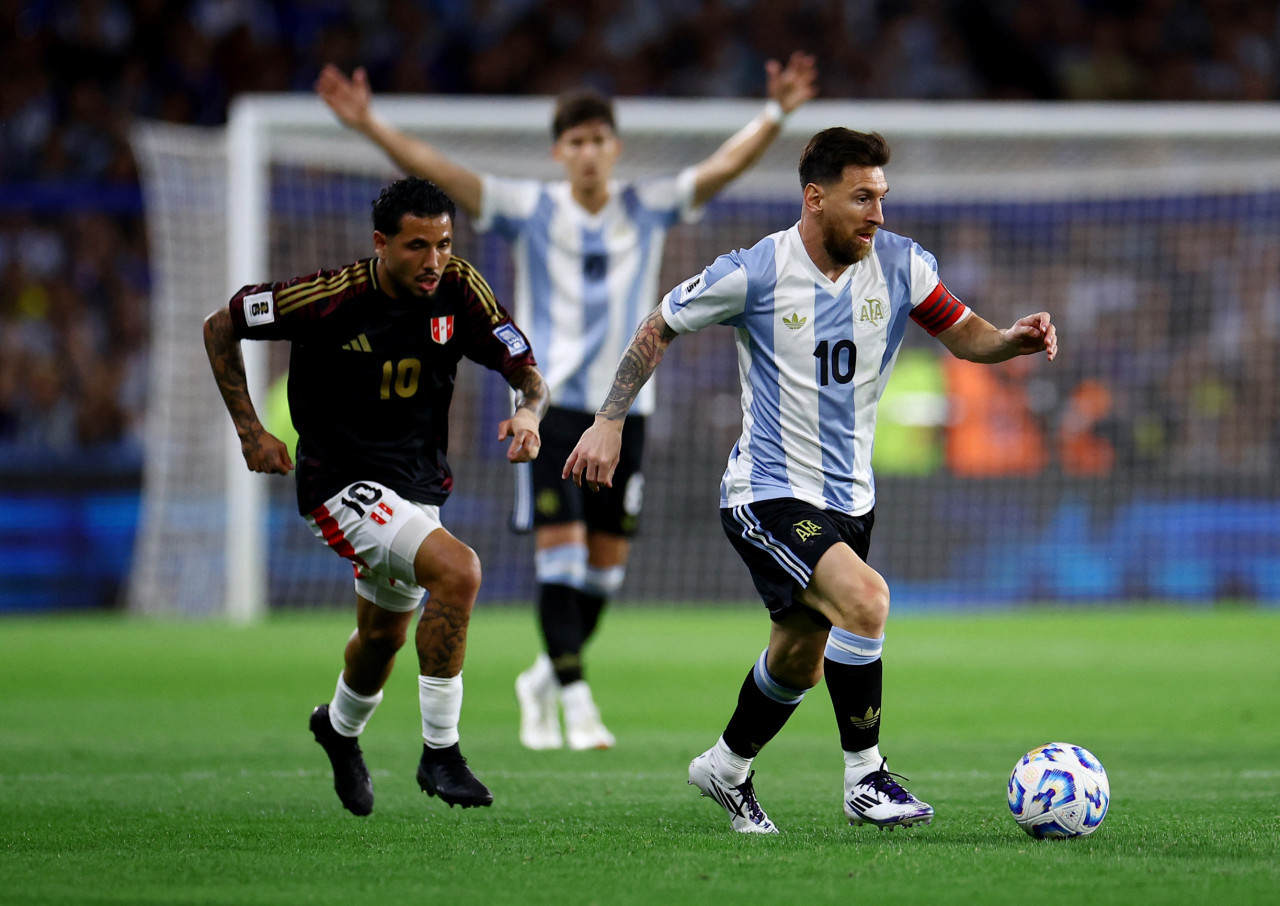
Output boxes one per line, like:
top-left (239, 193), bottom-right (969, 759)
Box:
top-left (476, 170), bottom-right (700, 416)
top-left (228, 256), bottom-right (537, 514)
top-left (660, 224), bottom-right (970, 516)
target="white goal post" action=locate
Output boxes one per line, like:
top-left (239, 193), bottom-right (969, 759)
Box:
top-left (129, 96), bottom-right (1280, 620)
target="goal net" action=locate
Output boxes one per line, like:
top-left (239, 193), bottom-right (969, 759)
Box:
top-left (129, 98), bottom-right (1280, 618)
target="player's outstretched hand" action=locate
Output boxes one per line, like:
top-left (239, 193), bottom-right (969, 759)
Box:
top-left (316, 64), bottom-right (373, 130)
top-left (240, 427), bottom-right (294, 475)
top-left (499, 410), bottom-right (541, 463)
top-left (1005, 312), bottom-right (1058, 362)
top-left (563, 416), bottom-right (623, 492)
top-left (767, 51), bottom-right (818, 114)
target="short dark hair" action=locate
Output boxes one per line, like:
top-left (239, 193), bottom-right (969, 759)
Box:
top-left (552, 88), bottom-right (616, 139)
top-left (798, 128), bottom-right (891, 189)
top-left (372, 177), bottom-right (456, 235)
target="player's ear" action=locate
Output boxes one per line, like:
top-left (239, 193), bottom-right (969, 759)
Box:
top-left (803, 183), bottom-right (824, 215)
top-left (373, 230), bottom-right (387, 257)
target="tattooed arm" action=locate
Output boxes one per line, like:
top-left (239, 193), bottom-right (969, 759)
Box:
top-left (498, 364), bottom-right (546, 463)
top-left (563, 307), bottom-right (678, 490)
top-left (202, 308), bottom-right (294, 475)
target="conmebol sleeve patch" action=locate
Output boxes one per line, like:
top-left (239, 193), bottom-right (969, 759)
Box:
top-left (494, 323), bottom-right (528, 356)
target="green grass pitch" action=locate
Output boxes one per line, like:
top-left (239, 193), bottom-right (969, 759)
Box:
top-left (2, 606), bottom-right (1278, 905)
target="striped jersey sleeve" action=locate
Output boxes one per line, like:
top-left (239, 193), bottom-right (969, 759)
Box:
top-left (661, 248), bottom-right (753, 334)
top-left (228, 259), bottom-right (377, 340)
top-left (475, 175), bottom-right (542, 238)
top-left (632, 167), bottom-right (703, 226)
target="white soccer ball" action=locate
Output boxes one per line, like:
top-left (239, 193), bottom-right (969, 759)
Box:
top-left (1007, 742), bottom-right (1109, 838)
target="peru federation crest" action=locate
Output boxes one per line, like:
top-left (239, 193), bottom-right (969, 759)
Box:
top-left (430, 315), bottom-right (454, 344)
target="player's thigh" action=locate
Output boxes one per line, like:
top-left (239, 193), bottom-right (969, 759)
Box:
top-left (536, 521), bottom-right (587, 552)
top-left (305, 480), bottom-right (439, 612)
top-left (798, 543), bottom-right (890, 636)
top-left (585, 530), bottom-right (629, 568)
top-left (720, 498), bottom-right (847, 625)
top-left (411, 526), bottom-right (481, 599)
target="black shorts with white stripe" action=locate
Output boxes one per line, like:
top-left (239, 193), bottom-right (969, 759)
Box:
top-left (720, 498), bottom-right (875, 628)
top-left (510, 406), bottom-right (647, 536)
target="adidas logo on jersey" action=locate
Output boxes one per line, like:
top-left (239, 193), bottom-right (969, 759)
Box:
top-left (342, 334), bottom-right (372, 352)
top-left (783, 312), bottom-right (807, 329)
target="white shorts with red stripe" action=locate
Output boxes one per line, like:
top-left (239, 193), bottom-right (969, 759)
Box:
top-left (304, 481), bottom-right (442, 612)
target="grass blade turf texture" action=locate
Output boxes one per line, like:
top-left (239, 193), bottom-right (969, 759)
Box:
top-left (2, 607), bottom-right (1277, 905)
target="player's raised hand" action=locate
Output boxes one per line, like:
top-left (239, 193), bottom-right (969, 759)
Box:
top-left (498, 410), bottom-right (541, 463)
top-left (767, 52), bottom-right (818, 114)
top-left (316, 64), bottom-right (373, 130)
top-left (240, 426), bottom-right (294, 475)
top-left (563, 416), bottom-right (623, 492)
top-left (1005, 312), bottom-right (1059, 362)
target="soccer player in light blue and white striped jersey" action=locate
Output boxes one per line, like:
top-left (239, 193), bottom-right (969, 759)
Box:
top-left (566, 128), bottom-right (1058, 833)
top-left (318, 54), bottom-right (819, 752)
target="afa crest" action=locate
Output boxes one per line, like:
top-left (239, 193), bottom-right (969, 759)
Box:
top-left (792, 519), bottom-right (823, 542)
top-left (858, 298), bottom-right (886, 327)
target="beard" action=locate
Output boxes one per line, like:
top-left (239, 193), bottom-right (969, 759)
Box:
top-left (822, 222), bottom-right (874, 267)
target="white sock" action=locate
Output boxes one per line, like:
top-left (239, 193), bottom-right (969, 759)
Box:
top-left (419, 673), bottom-right (463, 748)
top-left (329, 672), bottom-right (383, 737)
top-left (712, 736), bottom-right (752, 786)
top-left (560, 680), bottom-right (596, 723)
top-left (530, 652), bottom-right (556, 687)
top-left (844, 744), bottom-right (883, 782)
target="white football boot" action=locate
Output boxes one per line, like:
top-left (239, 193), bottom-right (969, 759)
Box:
top-left (561, 680), bottom-right (616, 750)
top-left (688, 749), bottom-right (778, 834)
top-left (843, 758), bottom-right (934, 828)
top-left (515, 654), bottom-right (563, 750)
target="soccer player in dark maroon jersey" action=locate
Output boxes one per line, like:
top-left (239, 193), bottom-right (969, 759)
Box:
top-left (202, 177), bottom-right (547, 815)
top-left (318, 55), bottom-right (819, 753)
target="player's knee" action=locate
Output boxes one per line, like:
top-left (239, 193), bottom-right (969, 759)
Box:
top-left (437, 546), bottom-right (482, 603)
top-left (833, 570), bottom-right (890, 636)
top-left (858, 572), bottom-right (891, 633)
top-left (415, 539), bottom-right (482, 603)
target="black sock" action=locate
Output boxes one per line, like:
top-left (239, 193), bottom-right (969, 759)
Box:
top-left (420, 741), bottom-right (460, 762)
top-left (823, 657), bottom-right (883, 752)
top-left (578, 591), bottom-right (606, 644)
top-left (722, 666), bottom-right (803, 758)
top-left (538, 583), bottom-right (584, 685)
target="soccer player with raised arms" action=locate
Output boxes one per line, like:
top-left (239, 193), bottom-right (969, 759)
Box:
top-left (565, 128), bottom-right (1058, 832)
top-left (317, 54), bottom-right (818, 751)
top-left (203, 178), bottom-right (547, 816)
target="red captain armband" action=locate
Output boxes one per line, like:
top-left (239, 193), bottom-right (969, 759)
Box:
top-left (910, 281), bottom-right (969, 336)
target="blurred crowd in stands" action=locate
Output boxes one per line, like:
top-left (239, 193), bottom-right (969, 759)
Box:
top-left (2, 0), bottom-right (1279, 472)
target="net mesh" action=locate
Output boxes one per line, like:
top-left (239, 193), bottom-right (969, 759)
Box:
top-left (128, 123), bottom-right (232, 616)
top-left (130, 102), bottom-right (1280, 615)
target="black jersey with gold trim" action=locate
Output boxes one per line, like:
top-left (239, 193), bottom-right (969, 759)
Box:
top-left (228, 256), bottom-right (536, 513)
